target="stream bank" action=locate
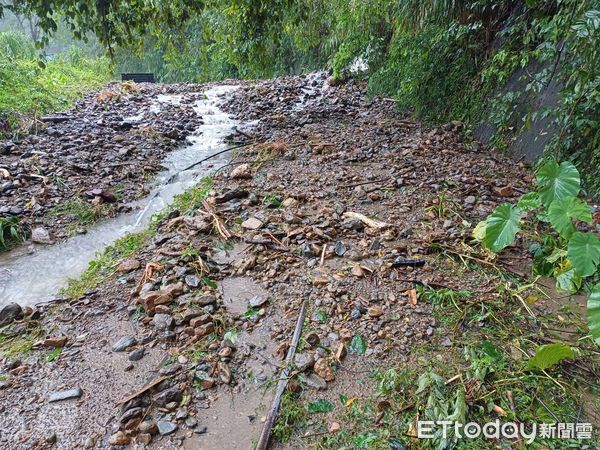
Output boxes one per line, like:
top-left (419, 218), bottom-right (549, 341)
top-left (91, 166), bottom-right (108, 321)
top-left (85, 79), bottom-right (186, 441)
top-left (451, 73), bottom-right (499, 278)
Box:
top-left (0, 85), bottom-right (239, 308)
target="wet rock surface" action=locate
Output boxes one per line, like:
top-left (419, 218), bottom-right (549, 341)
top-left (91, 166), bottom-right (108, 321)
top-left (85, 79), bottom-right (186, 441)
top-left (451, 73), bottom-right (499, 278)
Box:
top-left (0, 73), bottom-right (535, 449)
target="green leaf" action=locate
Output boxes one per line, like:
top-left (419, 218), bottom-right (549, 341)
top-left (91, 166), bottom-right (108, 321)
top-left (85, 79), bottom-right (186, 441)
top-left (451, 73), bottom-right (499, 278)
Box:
top-left (588, 284), bottom-right (600, 346)
top-left (567, 232), bottom-right (600, 277)
top-left (483, 203), bottom-right (522, 252)
top-left (243, 307), bottom-right (259, 320)
top-left (517, 192), bottom-right (541, 211)
top-left (47, 347), bottom-right (62, 362)
top-left (314, 310), bottom-right (328, 322)
top-left (527, 343), bottom-right (574, 370)
top-left (536, 161), bottom-right (580, 207)
top-left (481, 341), bottom-right (501, 359)
top-left (547, 197), bottom-right (592, 238)
top-left (545, 248), bottom-right (567, 264)
top-left (202, 277), bottom-right (217, 288)
top-left (556, 268), bottom-right (582, 293)
top-left (307, 399), bottom-right (334, 413)
top-left (348, 334), bottom-right (367, 355)
top-left (223, 329), bottom-right (238, 345)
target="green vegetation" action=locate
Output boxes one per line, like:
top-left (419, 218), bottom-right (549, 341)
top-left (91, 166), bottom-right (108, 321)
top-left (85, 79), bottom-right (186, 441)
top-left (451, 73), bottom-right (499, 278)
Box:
top-left (49, 196), bottom-right (115, 234)
top-left (0, 325), bottom-right (44, 358)
top-left (477, 160), bottom-right (600, 345)
top-left (0, 216), bottom-right (24, 250)
top-left (281, 274), bottom-right (598, 449)
top-left (62, 230), bottom-right (151, 298)
top-left (2, 1), bottom-right (598, 192)
top-left (273, 390), bottom-right (309, 443)
top-left (0, 31), bottom-right (110, 137)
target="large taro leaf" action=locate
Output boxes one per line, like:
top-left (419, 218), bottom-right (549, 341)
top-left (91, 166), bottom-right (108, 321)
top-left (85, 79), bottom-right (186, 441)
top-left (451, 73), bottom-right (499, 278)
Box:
top-left (517, 192), bottom-right (542, 211)
top-left (588, 284), bottom-right (600, 346)
top-left (536, 161), bottom-right (580, 207)
top-left (484, 203), bottom-right (522, 252)
top-left (555, 268), bottom-right (582, 293)
top-left (527, 343), bottom-right (574, 370)
top-left (547, 196), bottom-right (592, 239)
top-left (567, 231), bottom-right (600, 277)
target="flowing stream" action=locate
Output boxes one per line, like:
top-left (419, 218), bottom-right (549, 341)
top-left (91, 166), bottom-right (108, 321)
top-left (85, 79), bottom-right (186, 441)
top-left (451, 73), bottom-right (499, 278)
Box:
top-left (0, 85), bottom-right (240, 308)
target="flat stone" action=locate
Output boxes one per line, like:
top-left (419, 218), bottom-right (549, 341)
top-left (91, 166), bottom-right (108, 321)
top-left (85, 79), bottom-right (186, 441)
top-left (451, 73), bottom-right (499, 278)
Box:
top-left (182, 308), bottom-right (201, 323)
top-left (117, 258), bottom-right (141, 273)
top-left (42, 336), bottom-right (68, 348)
top-left (159, 363), bottom-right (181, 376)
top-left (48, 387), bottom-right (83, 402)
top-left (185, 417), bottom-right (198, 428)
top-left (31, 227), bottom-right (53, 244)
top-left (184, 274), bottom-right (200, 288)
top-left (294, 353), bottom-right (314, 371)
top-left (120, 407), bottom-right (143, 424)
top-left (157, 421), bottom-right (178, 436)
top-left (175, 408), bottom-right (188, 420)
top-left (195, 425), bottom-right (208, 434)
top-left (194, 323), bottom-right (215, 337)
top-left (112, 336), bottom-right (137, 352)
top-left (334, 241), bottom-right (347, 256)
top-left (441, 337), bottom-right (453, 347)
top-left (241, 217), bottom-right (263, 230)
top-left (154, 386), bottom-right (182, 407)
top-left (128, 348), bottom-right (145, 361)
top-left (301, 373), bottom-right (327, 390)
top-left (249, 295), bottom-right (268, 307)
top-left (190, 314), bottom-right (211, 328)
top-left (196, 294), bottom-right (217, 306)
top-left (152, 313), bottom-right (175, 330)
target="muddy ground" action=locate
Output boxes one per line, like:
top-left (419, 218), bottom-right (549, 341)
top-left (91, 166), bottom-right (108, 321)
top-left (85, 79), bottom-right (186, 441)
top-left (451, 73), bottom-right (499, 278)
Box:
top-left (0, 74), bottom-right (598, 449)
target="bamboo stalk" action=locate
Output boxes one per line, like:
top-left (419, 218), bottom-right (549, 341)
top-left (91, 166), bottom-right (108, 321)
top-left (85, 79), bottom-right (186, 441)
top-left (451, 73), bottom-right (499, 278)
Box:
top-left (257, 300), bottom-right (307, 450)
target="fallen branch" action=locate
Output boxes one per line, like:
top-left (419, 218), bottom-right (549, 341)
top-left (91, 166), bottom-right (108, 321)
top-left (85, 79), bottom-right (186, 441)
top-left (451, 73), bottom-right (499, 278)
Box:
top-left (117, 376), bottom-right (167, 405)
top-left (257, 300), bottom-right (307, 450)
top-left (342, 211), bottom-right (390, 230)
top-left (202, 200), bottom-right (232, 240)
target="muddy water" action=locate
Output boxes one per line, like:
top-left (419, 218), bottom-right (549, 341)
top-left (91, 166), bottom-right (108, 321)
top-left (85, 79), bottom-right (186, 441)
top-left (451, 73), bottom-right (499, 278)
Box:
top-left (0, 85), bottom-right (240, 308)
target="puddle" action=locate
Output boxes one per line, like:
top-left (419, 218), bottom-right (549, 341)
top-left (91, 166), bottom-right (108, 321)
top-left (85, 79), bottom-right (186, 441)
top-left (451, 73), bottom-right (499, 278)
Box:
top-left (220, 276), bottom-right (270, 316)
top-left (212, 242), bottom-right (249, 266)
top-left (0, 86), bottom-right (240, 308)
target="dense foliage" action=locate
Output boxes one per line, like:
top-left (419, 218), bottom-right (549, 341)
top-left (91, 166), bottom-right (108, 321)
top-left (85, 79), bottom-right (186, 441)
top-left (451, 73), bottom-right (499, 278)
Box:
top-left (3, 0), bottom-right (596, 195)
top-left (475, 160), bottom-right (600, 345)
top-left (0, 31), bottom-right (110, 136)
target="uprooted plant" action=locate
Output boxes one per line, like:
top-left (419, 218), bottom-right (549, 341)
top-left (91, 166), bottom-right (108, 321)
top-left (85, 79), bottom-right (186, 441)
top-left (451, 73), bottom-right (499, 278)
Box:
top-left (474, 160), bottom-right (600, 346)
